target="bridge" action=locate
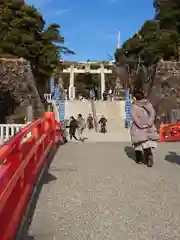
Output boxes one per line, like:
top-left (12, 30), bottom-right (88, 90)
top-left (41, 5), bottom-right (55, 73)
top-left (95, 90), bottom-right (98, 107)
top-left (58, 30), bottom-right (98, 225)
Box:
top-left (1, 112), bottom-right (180, 239)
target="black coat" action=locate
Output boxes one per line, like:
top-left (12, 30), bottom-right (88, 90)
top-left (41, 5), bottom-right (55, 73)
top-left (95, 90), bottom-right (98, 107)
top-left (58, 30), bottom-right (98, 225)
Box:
top-left (69, 119), bottom-right (78, 134)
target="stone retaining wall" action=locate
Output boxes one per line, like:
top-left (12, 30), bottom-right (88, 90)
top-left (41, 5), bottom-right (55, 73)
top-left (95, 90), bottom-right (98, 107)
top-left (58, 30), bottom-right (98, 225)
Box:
top-left (145, 60), bottom-right (180, 119)
top-left (0, 57), bottom-right (44, 122)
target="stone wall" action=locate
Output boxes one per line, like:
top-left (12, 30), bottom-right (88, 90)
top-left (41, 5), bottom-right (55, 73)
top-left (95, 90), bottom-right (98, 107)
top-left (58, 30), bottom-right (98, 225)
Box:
top-left (0, 57), bottom-right (44, 122)
top-left (142, 60), bottom-right (180, 119)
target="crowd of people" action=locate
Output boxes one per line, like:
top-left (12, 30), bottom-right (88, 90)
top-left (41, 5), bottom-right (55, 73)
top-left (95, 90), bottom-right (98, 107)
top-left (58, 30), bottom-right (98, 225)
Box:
top-left (64, 88), bottom-right (113, 101)
top-left (63, 88), bottom-right (159, 168)
top-left (64, 113), bottom-right (108, 142)
top-left (90, 88), bottom-right (113, 101)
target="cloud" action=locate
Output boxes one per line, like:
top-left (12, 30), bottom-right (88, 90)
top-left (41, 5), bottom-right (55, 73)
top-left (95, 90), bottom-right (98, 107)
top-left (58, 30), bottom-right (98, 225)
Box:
top-left (52, 8), bottom-right (71, 16)
top-left (45, 8), bottom-right (71, 19)
top-left (26, 0), bottom-right (53, 9)
top-left (27, 0), bottom-right (71, 17)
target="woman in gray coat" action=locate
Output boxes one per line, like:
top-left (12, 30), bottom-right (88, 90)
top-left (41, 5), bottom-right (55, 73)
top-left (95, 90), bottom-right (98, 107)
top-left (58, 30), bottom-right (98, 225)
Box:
top-left (130, 90), bottom-right (159, 167)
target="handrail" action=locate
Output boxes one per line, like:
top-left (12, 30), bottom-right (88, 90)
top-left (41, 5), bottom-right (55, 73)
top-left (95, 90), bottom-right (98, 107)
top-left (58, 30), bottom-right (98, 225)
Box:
top-left (160, 123), bottom-right (180, 142)
top-left (0, 119), bottom-right (42, 162)
top-left (0, 112), bottom-right (60, 240)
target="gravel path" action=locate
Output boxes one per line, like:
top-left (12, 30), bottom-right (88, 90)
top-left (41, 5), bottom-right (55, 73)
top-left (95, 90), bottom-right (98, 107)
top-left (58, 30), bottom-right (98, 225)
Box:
top-left (27, 142), bottom-right (180, 240)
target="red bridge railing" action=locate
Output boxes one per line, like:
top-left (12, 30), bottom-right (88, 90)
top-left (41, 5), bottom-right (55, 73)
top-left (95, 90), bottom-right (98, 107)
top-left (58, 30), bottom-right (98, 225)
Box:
top-left (160, 123), bottom-right (180, 142)
top-left (0, 112), bottom-right (62, 240)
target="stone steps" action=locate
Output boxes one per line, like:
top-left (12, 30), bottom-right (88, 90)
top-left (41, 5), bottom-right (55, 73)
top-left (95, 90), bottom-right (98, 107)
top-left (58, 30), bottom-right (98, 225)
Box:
top-left (65, 100), bottom-right (125, 132)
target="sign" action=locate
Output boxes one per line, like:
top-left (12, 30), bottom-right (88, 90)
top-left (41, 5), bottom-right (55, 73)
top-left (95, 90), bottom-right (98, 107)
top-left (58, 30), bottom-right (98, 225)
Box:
top-left (124, 88), bottom-right (132, 127)
top-left (54, 87), bottom-right (60, 104)
top-left (125, 100), bottom-right (132, 121)
top-left (44, 78), bottom-right (66, 121)
top-left (50, 78), bottom-right (55, 96)
top-left (59, 100), bottom-right (65, 121)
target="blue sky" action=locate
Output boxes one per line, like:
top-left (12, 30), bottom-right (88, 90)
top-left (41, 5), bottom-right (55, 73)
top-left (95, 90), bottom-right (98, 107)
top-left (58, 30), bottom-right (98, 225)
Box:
top-left (26, 0), bottom-right (155, 61)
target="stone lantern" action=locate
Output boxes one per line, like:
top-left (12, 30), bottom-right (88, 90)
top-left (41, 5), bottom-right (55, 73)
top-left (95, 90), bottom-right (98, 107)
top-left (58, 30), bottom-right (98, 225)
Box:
top-left (113, 64), bottom-right (129, 100)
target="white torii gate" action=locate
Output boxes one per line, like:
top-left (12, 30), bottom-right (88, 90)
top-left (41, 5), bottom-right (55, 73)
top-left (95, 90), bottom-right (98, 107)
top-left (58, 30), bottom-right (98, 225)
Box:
top-left (63, 63), bottom-right (112, 100)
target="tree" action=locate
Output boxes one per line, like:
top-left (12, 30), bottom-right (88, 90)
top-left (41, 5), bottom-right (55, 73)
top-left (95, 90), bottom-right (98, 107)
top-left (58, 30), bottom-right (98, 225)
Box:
top-left (0, 0), bottom-right (74, 92)
top-left (154, 0), bottom-right (180, 32)
top-left (115, 0), bottom-right (180, 66)
top-left (114, 0), bottom-right (180, 117)
top-left (0, 0), bottom-right (74, 121)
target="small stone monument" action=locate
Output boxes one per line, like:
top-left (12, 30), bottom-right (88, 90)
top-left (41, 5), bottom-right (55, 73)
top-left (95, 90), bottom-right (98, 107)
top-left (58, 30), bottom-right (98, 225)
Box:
top-left (114, 65), bottom-right (127, 100)
top-left (27, 95), bottom-right (33, 123)
top-left (114, 75), bottom-right (122, 100)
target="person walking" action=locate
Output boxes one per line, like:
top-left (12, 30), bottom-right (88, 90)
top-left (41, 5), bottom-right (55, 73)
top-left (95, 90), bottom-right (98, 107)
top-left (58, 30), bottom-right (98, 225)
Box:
top-left (77, 114), bottom-right (86, 141)
top-left (68, 116), bottom-right (78, 141)
top-left (99, 115), bottom-right (107, 133)
top-left (89, 89), bottom-right (95, 100)
top-left (87, 114), bottom-right (94, 130)
top-left (94, 87), bottom-right (98, 101)
top-left (130, 89), bottom-right (159, 167)
top-left (108, 89), bottom-right (112, 101)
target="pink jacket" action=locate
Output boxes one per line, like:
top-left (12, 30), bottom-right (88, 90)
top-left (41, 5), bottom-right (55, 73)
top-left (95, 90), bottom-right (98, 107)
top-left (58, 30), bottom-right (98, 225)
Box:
top-left (130, 99), bottom-right (159, 144)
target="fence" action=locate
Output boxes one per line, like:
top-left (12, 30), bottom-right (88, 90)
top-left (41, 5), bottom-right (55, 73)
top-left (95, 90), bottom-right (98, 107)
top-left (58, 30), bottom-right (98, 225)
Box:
top-left (0, 124), bottom-right (26, 144)
top-left (44, 93), bottom-right (53, 103)
top-left (0, 112), bottom-right (62, 240)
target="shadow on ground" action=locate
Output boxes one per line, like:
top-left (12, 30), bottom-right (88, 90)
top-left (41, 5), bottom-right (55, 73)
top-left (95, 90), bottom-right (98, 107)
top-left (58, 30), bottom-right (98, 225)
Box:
top-left (21, 235), bottom-right (35, 240)
top-left (124, 146), bottom-right (135, 161)
top-left (15, 142), bottom-right (62, 240)
top-left (81, 137), bottom-right (88, 142)
top-left (43, 172), bottom-right (57, 184)
top-left (165, 151), bottom-right (180, 165)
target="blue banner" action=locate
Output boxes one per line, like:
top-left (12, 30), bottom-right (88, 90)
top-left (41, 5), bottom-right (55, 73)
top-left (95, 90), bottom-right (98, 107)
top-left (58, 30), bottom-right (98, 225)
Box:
top-left (50, 78), bottom-right (55, 97)
top-left (125, 88), bottom-right (130, 101)
top-left (54, 86), bottom-right (65, 121)
top-left (124, 88), bottom-right (132, 127)
top-left (59, 100), bottom-right (65, 121)
top-left (50, 80), bottom-right (65, 121)
top-left (54, 87), bottom-right (60, 104)
top-left (125, 100), bottom-right (132, 121)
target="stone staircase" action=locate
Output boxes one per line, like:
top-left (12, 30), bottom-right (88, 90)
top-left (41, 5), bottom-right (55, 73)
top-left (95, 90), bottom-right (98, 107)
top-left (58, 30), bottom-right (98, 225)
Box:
top-left (65, 100), bottom-right (91, 119)
top-left (95, 101), bottom-right (125, 131)
top-left (65, 100), bottom-right (130, 142)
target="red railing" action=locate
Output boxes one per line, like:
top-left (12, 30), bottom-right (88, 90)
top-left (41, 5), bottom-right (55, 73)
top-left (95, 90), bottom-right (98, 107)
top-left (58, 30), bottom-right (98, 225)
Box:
top-left (160, 123), bottom-right (180, 142)
top-left (0, 112), bottom-right (62, 240)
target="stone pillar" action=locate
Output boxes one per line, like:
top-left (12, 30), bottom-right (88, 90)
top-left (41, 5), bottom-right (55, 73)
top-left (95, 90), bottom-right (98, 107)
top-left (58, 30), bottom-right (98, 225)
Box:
top-left (100, 64), bottom-right (105, 100)
top-left (27, 96), bottom-right (33, 123)
top-left (27, 105), bottom-right (33, 122)
top-left (68, 65), bottom-right (75, 100)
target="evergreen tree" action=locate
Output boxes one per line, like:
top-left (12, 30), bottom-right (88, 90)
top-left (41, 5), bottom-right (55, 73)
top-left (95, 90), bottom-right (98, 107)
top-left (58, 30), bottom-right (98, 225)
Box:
top-left (0, 0), bottom-right (73, 84)
top-left (115, 0), bottom-right (180, 65)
